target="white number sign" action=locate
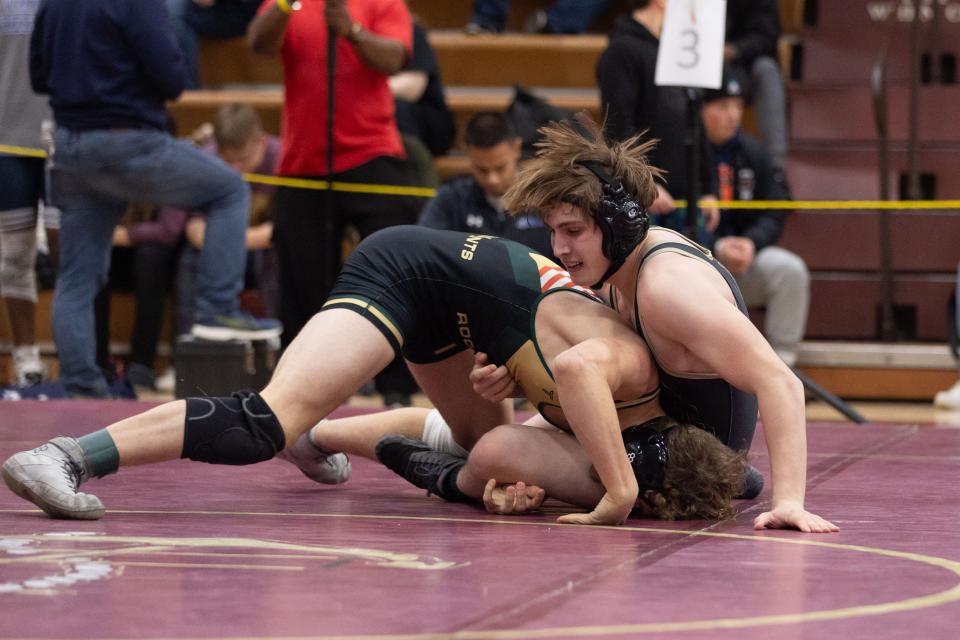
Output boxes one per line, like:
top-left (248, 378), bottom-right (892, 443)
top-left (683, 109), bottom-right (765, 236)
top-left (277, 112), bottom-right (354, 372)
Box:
top-left (655, 0), bottom-right (727, 89)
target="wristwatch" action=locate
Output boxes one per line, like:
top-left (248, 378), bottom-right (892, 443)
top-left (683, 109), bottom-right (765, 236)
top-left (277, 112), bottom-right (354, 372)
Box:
top-left (347, 21), bottom-right (364, 43)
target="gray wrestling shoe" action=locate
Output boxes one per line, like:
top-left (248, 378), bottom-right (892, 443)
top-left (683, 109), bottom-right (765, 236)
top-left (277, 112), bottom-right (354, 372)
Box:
top-left (276, 428), bottom-right (351, 485)
top-left (2, 437), bottom-right (105, 520)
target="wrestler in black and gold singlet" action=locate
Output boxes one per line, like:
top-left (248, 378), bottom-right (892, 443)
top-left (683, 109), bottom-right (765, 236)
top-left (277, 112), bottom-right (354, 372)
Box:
top-left (614, 227), bottom-right (760, 452)
top-left (324, 226), bottom-right (656, 429)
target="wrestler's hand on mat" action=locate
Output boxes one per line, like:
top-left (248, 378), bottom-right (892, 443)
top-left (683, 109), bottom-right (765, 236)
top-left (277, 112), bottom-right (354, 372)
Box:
top-left (557, 492), bottom-right (633, 526)
top-left (482, 479), bottom-right (545, 514)
top-left (753, 502), bottom-right (840, 533)
top-left (470, 352), bottom-right (517, 403)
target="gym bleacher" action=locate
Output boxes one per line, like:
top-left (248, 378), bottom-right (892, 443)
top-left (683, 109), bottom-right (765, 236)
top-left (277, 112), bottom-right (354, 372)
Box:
top-left (2, 0), bottom-right (957, 402)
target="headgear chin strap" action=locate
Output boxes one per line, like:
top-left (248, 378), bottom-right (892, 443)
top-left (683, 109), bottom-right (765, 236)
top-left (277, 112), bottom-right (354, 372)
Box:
top-left (621, 416), bottom-right (675, 496)
top-left (575, 160), bottom-right (649, 288)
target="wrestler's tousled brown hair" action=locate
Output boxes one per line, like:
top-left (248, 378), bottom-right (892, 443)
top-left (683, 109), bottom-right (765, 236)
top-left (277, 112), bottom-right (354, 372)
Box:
top-left (503, 112), bottom-right (663, 222)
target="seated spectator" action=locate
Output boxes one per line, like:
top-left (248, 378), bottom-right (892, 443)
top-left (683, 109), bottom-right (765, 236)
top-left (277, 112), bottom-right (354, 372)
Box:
top-left (465, 0), bottom-right (613, 34)
top-left (391, 22), bottom-right (455, 159)
top-left (176, 104), bottom-right (282, 331)
top-left (96, 204), bottom-right (187, 392)
top-left (166, 0), bottom-right (260, 88)
top-left (418, 111), bottom-right (552, 259)
top-left (702, 70), bottom-right (809, 367)
top-left (726, 0), bottom-right (789, 170)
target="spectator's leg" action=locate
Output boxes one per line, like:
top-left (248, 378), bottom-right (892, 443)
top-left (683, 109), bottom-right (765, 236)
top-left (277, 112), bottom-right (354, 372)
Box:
top-left (93, 283), bottom-right (112, 377)
top-left (735, 246), bottom-right (809, 366)
top-left (174, 245), bottom-right (199, 337)
top-left (129, 242), bottom-right (177, 385)
top-left (272, 186), bottom-right (331, 347)
top-left (468, 0), bottom-right (511, 31)
top-left (51, 180), bottom-right (125, 397)
top-left (751, 56), bottom-right (789, 170)
top-left (165, 0), bottom-right (200, 89)
top-left (56, 130), bottom-right (250, 331)
top-left (546, 0), bottom-right (613, 34)
top-left (0, 156), bottom-right (45, 384)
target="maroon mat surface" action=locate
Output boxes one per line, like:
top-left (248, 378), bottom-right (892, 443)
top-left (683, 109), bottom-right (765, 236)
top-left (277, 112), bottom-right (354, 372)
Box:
top-left (1, 401), bottom-right (958, 639)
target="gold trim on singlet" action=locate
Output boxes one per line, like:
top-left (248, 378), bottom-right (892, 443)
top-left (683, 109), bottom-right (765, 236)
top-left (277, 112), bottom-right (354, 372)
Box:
top-left (432, 342), bottom-right (460, 356)
top-left (322, 297), bottom-right (404, 347)
top-left (516, 289), bottom-right (664, 430)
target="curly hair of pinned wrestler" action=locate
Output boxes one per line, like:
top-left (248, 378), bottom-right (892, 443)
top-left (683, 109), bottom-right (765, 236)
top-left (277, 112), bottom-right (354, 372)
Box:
top-left (503, 112), bottom-right (663, 220)
top-left (647, 422), bottom-right (747, 521)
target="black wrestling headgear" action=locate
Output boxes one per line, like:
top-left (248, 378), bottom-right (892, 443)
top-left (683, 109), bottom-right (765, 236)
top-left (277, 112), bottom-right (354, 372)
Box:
top-left (621, 416), bottom-right (675, 495)
top-left (575, 159), bottom-right (649, 288)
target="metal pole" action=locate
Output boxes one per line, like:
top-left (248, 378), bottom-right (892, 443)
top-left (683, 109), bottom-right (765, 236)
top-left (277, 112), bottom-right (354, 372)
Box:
top-left (906, 0), bottom-right (921, 199)
top-left (683, 87), bottom-right (701, 240)
top-left (871, 15), bottom-right (897, 341)
top-left (324, 24), bottom-right (337, 294)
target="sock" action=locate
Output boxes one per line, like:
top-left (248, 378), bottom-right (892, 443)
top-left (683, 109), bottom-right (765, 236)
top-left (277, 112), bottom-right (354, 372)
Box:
top-left (77, 429), bottom-right (121, 478)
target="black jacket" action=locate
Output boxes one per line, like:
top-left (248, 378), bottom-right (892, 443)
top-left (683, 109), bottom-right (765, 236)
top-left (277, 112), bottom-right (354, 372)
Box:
top-left (30, 0), bottom-right (184, 131)
top-left (726, 0), bottom-right (781, 67)
top-left (710, 131), bottom-right (790, 252)
top-left (597, 16), bottom-right (717, 201)
top-left (417, 176), bottom-right (554, 259)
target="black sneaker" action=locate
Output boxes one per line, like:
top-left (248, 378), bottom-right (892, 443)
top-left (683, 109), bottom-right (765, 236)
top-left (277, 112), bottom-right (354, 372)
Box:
top-left (375, 435), bottom-right (467, 500)
top-left (737, 465), bottom-right (765, 500)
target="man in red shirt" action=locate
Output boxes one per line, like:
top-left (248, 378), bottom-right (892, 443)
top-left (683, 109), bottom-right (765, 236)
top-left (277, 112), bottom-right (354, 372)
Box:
top-left (249, 0), bottom-right (423, 346)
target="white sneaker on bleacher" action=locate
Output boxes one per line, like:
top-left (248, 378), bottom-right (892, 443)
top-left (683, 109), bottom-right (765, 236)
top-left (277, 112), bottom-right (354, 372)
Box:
top-left (934, 380), bottom-right (960, 410)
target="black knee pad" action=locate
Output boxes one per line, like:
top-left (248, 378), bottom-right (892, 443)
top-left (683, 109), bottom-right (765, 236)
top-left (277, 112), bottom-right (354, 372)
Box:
top-left (182, 392), bottom-right (286, 465)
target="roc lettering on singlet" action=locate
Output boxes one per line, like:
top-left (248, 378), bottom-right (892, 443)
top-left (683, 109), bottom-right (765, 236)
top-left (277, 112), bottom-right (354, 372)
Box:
top-left (457, 312), bottom-right (475, 350)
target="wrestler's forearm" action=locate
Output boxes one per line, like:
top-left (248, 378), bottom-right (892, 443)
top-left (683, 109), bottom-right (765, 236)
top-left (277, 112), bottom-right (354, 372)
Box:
top-left (757, 372), bottom-right (808, 506)
top-left (554, 353), bottom-right (637, 505)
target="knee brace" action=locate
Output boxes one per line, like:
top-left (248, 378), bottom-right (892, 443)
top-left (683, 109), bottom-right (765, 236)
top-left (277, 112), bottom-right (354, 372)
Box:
top-left (0, 226), bottom-right (38, 302)
top-left (182, 391), bottom-right (286, 465)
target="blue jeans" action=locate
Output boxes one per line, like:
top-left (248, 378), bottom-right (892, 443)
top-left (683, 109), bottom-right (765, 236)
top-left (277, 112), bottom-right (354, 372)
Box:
top-left (166, 0), bottom-right (261, 88)
top-left (50, 128), bottom-right (249, 396)
top-left (470, 0), bottom-right (612, 33)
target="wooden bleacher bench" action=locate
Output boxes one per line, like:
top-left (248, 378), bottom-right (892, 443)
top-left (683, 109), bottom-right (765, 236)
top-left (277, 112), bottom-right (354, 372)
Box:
top-left (168, 85), bottom-right (600, 152)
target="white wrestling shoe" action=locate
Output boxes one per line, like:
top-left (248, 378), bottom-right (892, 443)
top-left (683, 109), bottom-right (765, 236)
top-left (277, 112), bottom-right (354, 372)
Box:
top-left (934, 380), bottom-right (960, 410)
top-left (276, 427), bottom-right (351, 485)
top-left (2, 437), bottom-right (105, 520)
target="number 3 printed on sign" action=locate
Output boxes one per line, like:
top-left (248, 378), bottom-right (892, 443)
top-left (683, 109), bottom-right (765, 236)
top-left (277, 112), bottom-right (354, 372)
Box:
top-left (655, 0), bottom-right (726, 89)
top-left (677, 28), bottom-right (700, 69)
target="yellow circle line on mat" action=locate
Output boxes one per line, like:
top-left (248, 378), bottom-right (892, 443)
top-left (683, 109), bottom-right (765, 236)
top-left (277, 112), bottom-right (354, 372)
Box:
top-left (4, 508), bottom-right (957, 637)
